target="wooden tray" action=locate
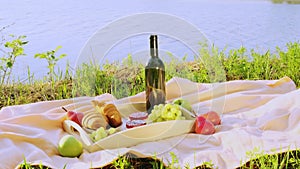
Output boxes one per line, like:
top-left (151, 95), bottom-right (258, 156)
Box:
top-left (63, 102), bottom-right (196, 152)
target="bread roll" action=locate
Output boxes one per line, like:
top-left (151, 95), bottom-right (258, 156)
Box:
top-left (91, 100), bottom-right (123, 128)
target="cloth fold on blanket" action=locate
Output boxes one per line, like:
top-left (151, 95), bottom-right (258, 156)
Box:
top-left (0, 76), bottom-right (299, 169)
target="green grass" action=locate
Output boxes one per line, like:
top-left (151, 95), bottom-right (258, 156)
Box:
top-left (17, 148), bottom-right (300, 168)
top-left (271, 0), bottom-right (300, 4)
top-left (1, 41), bottom-right (300, 109)
top-left (238, 148), bottom-right (300, 169)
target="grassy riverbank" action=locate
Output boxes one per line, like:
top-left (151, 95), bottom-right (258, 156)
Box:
top-left (1, 41), bottom-right (300, 109)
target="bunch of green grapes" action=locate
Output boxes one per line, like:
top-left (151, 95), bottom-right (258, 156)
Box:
top-left (90, 127), bottom-right (116, 142)
top-left (148, 103), bottom-right (186, 122)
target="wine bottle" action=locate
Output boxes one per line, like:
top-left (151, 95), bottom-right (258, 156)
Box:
top-left (145, 35), bottom-right (166, 114)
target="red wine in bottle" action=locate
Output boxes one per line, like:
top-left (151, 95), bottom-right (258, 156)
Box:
top-left (145, 35), bottom-right (166, 114)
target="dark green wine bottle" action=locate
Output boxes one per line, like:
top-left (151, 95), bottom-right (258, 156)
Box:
top-left (145, 35), bottom-right (166, 114)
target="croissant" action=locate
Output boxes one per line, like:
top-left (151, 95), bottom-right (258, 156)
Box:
top-left (91, 100), bottom-right (123, 128)
top-left (81, 112), bottom-right (108, 130)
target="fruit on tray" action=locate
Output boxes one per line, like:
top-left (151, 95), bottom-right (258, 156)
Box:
top-left (199, 111), bottom-right (221, 125)
top-left (91, 100), bottom-right (123, 128)
top-left (129, 112), bottom-right (148, 120)
top-left (194, 116), bottom-right (215, 135)
top-left (89, 127), bottom-right (117, 142)
top-left (126, 120), bottom-right (147, 129)
top-left (172, 98), bottom-right (193, 112)
top-left (58, 135), bottom-right (83, 157)
top-left (62, 107), bottom-right (84, 127)
top-left (148, 103), bottom-right (186, 122)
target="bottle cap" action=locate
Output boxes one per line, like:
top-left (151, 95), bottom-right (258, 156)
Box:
top-left (150, 35), bottom-right (157, 40)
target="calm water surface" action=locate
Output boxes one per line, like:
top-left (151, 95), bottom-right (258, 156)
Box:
top-left (0, 0), bottom-right (299, 80)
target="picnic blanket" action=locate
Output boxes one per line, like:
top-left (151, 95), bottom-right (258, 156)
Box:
top-left (0, 76), bottom-right (299, 168)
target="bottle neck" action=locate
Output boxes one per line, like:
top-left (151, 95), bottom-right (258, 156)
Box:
top-left (150, 35), bottom-right (158, 58)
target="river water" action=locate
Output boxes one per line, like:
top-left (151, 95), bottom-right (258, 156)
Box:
top-left (0, 0), bottom-right (299, 80)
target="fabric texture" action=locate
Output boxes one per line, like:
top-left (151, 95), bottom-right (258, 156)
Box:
top-left (0, 76), bottom-right (299, 169)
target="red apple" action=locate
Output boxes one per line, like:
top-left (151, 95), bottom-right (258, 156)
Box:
top-left (62, 107), bottom-right (84, 127)
top-left (76, 112), bottom-right (84, 125)
top-left (195, 116), bottom-right (215, 135)
top-left (200, 111), bottom-right (221, 125)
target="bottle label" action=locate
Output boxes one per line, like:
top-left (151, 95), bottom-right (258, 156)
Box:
top-left (147, 88), bottom-right (166, 113)
top-left (145, 67), bottom-right (166, 114)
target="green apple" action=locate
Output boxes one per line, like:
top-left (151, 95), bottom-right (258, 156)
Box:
top-left (172, 98), bottom-right (192, 112)
top-left (58, 135), bottom-right (83, 157)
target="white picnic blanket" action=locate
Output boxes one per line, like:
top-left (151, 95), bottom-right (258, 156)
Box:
top-left (0, 76), bottom-right (299, 169)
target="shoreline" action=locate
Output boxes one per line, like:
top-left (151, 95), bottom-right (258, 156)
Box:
top-left (1, 41), bottom-right (300, 109)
